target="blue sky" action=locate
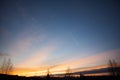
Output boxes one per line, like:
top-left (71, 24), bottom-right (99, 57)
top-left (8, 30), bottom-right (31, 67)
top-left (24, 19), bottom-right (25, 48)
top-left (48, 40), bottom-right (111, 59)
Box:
top-left (0, 0), bottom-right (120, 72)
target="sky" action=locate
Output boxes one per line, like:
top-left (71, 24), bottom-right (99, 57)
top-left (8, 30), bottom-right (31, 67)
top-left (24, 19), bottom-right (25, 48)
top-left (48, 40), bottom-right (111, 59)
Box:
top-left (0, 0), bottom-right (120, 76)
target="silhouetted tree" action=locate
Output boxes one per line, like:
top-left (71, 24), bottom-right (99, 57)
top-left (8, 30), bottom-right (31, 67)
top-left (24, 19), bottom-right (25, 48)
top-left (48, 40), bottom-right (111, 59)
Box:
top-left (80, 72), bottom-right (84, 77)
top-left (65, 67), bottom-right (71, 78)
top-left (46, 68), bottom-right (50, 80)
top-left (109, 59), bottom-right (120, 76)
top-left (0, 58), bottom-right (13, 74)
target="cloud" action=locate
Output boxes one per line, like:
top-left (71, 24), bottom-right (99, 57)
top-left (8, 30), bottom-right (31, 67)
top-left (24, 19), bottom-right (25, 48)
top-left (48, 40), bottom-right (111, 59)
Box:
top-left (8, 29), bottom-right (45, 56)
top-left (17, 41), bottom-right (58, 68)
top-left (0, 52), bottom-right (9, 57)
top-left (13, 49), bottom-right (120, 76)
top-left (17, 48), bottom-right (120, 72)
top-left (48, 49), bottom-right (120, 71)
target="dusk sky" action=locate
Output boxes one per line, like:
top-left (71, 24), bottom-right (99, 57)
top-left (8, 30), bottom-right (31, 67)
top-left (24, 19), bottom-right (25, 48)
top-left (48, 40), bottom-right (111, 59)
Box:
top-left (0, 0), bottom-right (120, 76)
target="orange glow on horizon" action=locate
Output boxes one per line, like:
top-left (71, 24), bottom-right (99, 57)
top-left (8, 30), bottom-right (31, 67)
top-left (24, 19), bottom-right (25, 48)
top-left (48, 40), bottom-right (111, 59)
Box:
top-left (12, 49), bottom-right (120, 76)
top-left (12, 64), bottom-right (119, 76)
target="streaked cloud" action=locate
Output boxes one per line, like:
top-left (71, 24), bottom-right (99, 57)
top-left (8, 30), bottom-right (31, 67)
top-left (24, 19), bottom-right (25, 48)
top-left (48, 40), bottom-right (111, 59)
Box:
top-left (12, 49), bottom-right (120, 76)
top-left (48, 49), bottom-right (120, 71)
top-left (0, 52), bottom-right (9, 57)
top-left (17, 41), bottom-right (58, 68)
top-left (8, 28), bottom-right (45, 56)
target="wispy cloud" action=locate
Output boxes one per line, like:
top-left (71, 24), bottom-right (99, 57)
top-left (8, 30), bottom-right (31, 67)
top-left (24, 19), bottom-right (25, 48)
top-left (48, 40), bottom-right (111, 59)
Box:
top-left (49, 49), bottom-right (120, 71)
top-left (17, 48), bottom-right (120, 71)
top-left (0, 52), bottom-right (9, 57)
top-left (16, 40), bottom-right (58, 68)
top-left (8, 28), bottom-right (45, 56)
top-left (13, 49), bottom-right (120, 76)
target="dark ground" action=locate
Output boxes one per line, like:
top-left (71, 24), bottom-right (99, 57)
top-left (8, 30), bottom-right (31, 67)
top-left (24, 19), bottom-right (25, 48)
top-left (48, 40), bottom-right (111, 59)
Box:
top-left (0, 74), bottom-right (120, 80)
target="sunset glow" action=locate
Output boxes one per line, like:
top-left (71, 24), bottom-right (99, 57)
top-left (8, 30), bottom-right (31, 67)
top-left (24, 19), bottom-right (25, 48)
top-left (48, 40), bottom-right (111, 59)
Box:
top-left (0, 0), bottom-right (120, 77)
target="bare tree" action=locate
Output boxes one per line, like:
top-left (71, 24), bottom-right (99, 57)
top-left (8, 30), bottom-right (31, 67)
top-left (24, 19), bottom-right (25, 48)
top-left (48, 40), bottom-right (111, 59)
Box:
top-left (46, 68), bottom-right (50, 80)
top-left (0, 58), bottom-right (13, 74)
top-left (109, 59), bottom-right (120, 76)
top-left (65, 67), bottom-right (71, 77)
